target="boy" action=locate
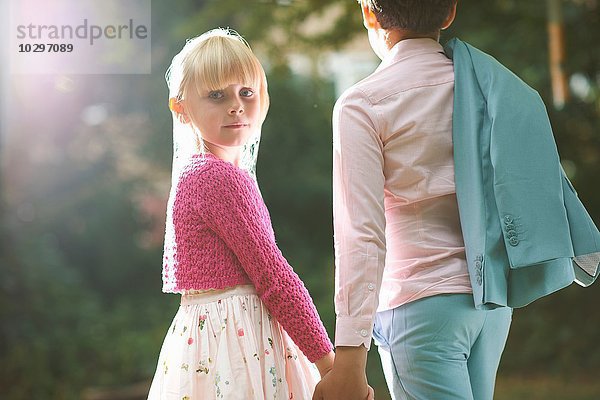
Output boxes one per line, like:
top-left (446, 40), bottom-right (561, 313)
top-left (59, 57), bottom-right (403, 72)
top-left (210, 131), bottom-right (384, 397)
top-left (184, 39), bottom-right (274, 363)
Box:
top-left (313, 1), bottom-right (512, 399)
top-left (315, 1), bottom-right (600, 399)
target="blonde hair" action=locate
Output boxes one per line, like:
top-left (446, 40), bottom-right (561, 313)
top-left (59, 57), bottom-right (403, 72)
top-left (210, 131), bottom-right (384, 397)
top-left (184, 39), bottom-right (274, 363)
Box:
top-left (167, 28), bottom-right (269, 123)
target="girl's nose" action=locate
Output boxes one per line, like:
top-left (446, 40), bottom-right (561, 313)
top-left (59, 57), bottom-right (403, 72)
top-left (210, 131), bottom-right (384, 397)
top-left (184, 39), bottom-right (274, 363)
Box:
top-left (229, 98), bottom-right (244, 115)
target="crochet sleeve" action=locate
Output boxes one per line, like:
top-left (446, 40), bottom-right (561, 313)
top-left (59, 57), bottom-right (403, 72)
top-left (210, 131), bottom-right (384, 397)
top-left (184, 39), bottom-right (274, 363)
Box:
top-left (190, 162), bottom-right (333, 363)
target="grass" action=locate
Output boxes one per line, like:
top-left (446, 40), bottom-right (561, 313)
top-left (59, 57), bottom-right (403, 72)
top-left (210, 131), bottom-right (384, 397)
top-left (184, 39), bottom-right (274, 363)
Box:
top-left (494, 375), bottom-right (600, 400)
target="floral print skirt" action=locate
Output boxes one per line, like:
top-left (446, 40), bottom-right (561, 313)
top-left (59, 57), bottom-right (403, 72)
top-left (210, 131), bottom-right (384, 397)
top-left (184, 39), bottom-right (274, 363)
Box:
top-left (147, 285), bottom-right (320, 399)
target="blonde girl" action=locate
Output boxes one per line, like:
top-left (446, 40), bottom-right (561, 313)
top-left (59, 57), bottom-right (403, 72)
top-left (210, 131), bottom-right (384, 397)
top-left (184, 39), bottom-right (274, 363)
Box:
top-left (147, 28), bottom-right (334, 400)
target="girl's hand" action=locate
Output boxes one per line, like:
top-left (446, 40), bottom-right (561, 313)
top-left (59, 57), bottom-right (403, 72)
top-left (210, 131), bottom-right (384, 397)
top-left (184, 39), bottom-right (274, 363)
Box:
top-left (367, 385), bottom-right (375, 399)
top-left (314, 350), bottom-right (335, 378)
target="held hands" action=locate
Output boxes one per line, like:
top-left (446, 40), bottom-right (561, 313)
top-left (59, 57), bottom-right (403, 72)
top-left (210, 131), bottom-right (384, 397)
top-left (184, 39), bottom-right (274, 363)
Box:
top-left (312, 368), bottom-right (375, 400)
top-left (312, 346), bottom-right (375, 400)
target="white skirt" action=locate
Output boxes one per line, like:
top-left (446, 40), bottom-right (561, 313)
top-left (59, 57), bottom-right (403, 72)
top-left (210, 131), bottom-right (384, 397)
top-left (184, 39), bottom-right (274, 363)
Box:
top-left (147, 285), bottom-right (320, 400)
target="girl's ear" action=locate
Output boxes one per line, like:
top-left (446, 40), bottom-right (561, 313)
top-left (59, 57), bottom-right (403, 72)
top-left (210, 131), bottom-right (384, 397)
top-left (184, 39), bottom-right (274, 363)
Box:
top-left (169, 97), bottom-right (190, 123)
top-left (169, 97), bottom-right (184, 114)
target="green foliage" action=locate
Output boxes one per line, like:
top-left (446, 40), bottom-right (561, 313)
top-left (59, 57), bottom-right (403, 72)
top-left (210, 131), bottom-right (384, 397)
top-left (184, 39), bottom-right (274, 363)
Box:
top-left (0, 108), bottom-right (176, 397)
top-left (180, 0), bottom-right (363, 66)
top-left (259, 67), bottom-right (336, 306)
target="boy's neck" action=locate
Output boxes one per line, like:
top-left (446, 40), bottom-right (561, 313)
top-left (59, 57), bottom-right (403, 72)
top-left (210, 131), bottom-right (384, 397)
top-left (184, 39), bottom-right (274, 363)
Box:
top-left (369, 28), bottom-right (439, 60)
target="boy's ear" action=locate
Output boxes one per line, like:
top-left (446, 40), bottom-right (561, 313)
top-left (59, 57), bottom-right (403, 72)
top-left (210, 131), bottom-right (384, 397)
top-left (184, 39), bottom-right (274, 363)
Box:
top-left (360, 2), bottom-right (381, 30)
top-left (441, 1), bottom-right (457, 30)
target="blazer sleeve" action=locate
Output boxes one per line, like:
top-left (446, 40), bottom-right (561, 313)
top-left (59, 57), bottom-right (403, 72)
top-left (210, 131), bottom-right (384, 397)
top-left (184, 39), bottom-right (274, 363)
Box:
top-left (561, 169), bottom-right (600, 284)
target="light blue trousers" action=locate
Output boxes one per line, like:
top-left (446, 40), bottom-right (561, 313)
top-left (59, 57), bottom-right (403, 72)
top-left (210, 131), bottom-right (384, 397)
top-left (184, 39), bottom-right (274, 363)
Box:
top-left (372, 294), bottom-right (512, 400)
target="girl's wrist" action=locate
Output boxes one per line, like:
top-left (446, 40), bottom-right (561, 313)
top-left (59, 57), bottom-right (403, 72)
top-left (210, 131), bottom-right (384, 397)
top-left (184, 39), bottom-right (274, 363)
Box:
top-left (314, 350), bottom-right (335, 378)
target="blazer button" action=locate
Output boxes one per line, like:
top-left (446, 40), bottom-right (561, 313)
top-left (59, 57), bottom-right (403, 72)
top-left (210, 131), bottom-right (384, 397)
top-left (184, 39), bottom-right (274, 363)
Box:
top-left (509, 236), bottom-right (519, 247)
top-left (506, 230), bottom-right (517, 238)
top-left (360, 329), bottom-right (369, 337)
top-left (504, 215), bottom-right (514, 225)
top-left (477, 276), bottom-right (482, 285)
top-left (367, 283), bottom-right (375, 291)
top-left (475, 261), bottom-right (482, 270)
top-left (505, 223), bottom-right (515, 231)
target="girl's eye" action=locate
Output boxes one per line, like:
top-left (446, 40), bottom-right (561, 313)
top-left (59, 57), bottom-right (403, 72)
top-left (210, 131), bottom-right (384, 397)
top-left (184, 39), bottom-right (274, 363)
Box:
top-left (208, 91), bottom-right (224, 100)
top-left (240, 88), bottom-right (254, 97)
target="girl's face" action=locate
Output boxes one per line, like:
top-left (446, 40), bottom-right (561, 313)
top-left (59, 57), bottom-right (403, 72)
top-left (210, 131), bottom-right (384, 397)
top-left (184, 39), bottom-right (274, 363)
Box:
top-left (185, 83), bottom-right (261, 150)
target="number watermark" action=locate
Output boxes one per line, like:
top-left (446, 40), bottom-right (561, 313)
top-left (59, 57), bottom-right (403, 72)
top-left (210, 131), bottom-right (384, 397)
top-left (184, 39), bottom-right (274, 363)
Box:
top-left (18, 43), bottom-right (74, 53)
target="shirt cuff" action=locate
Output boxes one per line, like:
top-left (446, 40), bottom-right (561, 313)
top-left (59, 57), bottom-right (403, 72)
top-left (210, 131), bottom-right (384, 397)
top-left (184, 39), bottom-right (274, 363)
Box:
top-left (334, 315), bottom-right (374, 350)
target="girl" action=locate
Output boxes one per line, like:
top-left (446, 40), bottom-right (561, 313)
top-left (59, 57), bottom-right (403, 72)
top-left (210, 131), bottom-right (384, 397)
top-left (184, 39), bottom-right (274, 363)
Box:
top-left (147, 29), bottom-right (334, 400)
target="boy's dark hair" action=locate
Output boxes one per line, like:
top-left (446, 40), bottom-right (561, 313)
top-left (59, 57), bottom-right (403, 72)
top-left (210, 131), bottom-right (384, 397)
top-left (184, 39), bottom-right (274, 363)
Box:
top-left (364, 0), bottom-right (456, 33)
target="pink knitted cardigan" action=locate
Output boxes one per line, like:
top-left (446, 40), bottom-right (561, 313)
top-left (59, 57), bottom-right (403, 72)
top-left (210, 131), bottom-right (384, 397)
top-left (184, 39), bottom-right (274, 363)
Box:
top-left (162, 153), bottom-right (333, 362)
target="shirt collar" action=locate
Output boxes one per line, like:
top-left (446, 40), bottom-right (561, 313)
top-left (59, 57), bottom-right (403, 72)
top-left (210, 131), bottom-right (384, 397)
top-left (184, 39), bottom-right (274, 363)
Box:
top-left (376, 38), bottom-right (445, 71)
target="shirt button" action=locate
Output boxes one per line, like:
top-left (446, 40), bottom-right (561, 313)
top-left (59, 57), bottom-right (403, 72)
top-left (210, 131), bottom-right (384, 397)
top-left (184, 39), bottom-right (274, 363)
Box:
top-left (360, 329), bottom-right (368, 337)
top-left (367, 283), bottom-right (375, 291)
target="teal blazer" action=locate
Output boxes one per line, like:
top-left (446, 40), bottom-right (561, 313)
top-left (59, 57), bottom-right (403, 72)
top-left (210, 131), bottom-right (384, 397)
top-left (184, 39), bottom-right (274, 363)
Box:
top-left (444, 38), bottom-right (600, 309)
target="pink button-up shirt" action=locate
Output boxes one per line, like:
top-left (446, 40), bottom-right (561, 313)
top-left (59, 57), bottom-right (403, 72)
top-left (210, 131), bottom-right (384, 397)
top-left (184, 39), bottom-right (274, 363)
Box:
top-left (333, 38), bottom-right (472, 349)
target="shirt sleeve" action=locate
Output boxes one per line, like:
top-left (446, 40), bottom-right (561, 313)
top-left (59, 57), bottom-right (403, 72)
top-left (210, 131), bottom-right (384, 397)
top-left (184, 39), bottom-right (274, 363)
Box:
top-left (332, 88), bottom-right (387, 349)
top-left (191, 162), bottom-right (333, 362)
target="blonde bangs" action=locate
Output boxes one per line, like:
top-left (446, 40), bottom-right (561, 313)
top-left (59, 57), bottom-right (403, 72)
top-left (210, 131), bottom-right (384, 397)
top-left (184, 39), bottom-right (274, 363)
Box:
top-left (195, 41), bottom-right (261, 92)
